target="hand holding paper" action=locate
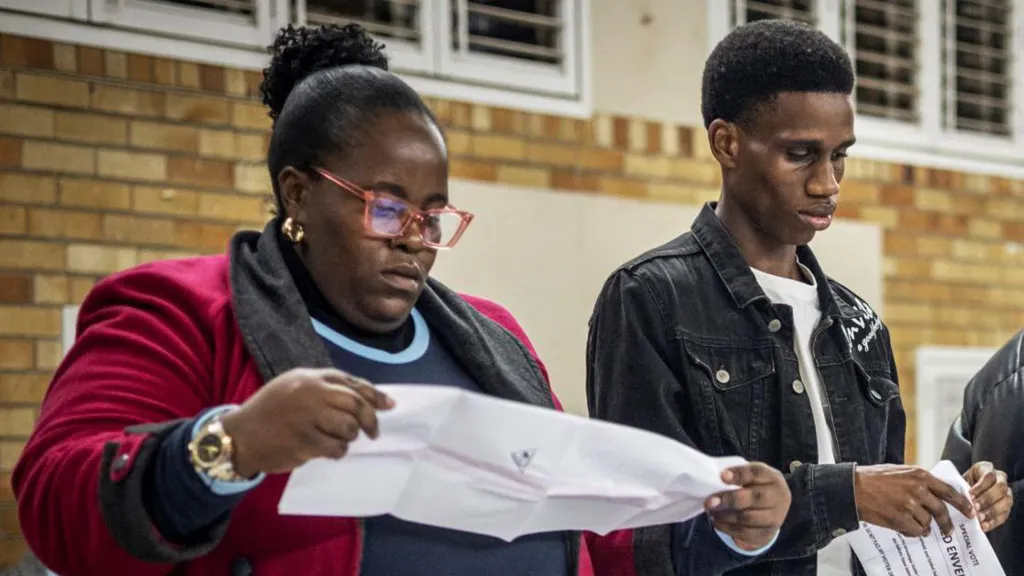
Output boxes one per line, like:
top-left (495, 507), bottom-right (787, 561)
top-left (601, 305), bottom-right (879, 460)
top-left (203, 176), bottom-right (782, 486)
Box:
top-left (847, 460), bottom-right (1006, 576)
top-left (278, 384), bottom-right (754, 541)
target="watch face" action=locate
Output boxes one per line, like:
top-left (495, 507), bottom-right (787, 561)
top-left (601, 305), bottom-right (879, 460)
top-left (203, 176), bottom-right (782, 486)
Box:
top-left (195, 433), bottom-right (224, 465)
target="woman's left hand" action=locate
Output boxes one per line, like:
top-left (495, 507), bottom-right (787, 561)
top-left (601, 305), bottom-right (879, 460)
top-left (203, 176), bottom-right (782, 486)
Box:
top-left (964, 461), bottom-right (1013, 532)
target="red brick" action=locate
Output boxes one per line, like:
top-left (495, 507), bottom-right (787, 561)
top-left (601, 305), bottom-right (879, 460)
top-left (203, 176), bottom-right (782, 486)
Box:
top-left (1, 36), bottom-right (53, 69)
top-left (612, 117), bottom-right (629, 150)
top-left (0, 275), bottom-right (31, 304)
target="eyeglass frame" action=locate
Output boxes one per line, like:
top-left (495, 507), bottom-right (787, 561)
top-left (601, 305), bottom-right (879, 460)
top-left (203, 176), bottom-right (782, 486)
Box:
top-left (311, 166), bottom-right (474, 250)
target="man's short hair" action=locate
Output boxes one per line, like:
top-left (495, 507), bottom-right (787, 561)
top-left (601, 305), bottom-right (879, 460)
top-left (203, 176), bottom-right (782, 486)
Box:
top-left (700, 19), bottom-right (855, 129)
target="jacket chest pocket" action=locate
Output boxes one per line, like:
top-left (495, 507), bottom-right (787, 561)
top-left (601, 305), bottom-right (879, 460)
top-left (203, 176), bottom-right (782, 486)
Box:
top-left (851, 360), bottom-right (901, 463)
top-left (681, 339), bottom-right (777, 458)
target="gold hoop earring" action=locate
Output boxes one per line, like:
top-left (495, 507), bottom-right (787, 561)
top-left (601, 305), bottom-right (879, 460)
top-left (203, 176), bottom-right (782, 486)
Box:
top-left (282, 217), bottom-right (305, 244)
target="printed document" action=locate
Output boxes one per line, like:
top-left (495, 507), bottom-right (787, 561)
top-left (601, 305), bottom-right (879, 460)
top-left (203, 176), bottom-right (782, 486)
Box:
top-left (278, 384), bottom-right (745, 540)
top-left (847, 460), bottom-right (1005, 576)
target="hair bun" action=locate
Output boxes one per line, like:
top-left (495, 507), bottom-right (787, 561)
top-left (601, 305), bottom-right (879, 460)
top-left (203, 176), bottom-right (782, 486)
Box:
top-left (260, 23), bottom-right (389, 120)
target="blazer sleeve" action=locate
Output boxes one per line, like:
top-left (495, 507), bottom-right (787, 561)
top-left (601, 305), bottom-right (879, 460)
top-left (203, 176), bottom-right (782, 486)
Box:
top-left (11, 265), bottom-right (233, 576)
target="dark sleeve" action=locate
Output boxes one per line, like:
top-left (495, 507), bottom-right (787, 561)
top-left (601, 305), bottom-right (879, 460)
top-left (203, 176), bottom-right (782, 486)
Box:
top-left (586, 270), bottom-right (764, 575)
top-left (143, 416), bottom-right (248, 544)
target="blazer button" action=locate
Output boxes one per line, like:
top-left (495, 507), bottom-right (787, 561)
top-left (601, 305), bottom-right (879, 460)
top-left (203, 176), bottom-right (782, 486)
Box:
top-left (232, 557), bottom-right (253, 576)
top-left (792, 380), bottom-right (805, 394)
top-left (789, 461), bottom-right (803, 473)
top-left (112, 453), bottom-right (129, 471)
top-left (768, 319), bottom-right (782, 333)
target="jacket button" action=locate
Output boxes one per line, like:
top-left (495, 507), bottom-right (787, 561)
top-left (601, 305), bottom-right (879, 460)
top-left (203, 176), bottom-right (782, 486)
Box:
top-left (768, 319), bottom-right (782, 332)
top-left (232, 557), bottom-right (253, 576)
top-left (112, 453), bottom-right (129, 471)
top-left (792, 380), bottom-right (805, 394)
top-left (715, 369), bottom-right (730, 384)
top-left (869, 389), bottom-right (882, 402)
top-left (832, 528), bottom-right (847, 538)
top-left (789, 460), bottom-right (803, 473)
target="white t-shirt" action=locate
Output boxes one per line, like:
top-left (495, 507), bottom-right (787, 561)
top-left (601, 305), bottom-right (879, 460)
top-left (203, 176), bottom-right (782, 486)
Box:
top-left (751, 262), bottom-right (852, 576)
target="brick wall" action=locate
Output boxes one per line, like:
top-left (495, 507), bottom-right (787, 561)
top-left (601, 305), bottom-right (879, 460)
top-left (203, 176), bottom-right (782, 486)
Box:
top-left (1, 33), bottom-right (1024, 565)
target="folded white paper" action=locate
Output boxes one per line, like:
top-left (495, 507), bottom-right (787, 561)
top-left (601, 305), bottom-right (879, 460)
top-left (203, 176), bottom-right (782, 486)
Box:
top-left (847, 460), bottom-right (1005, 576)
top-left (278, 384), bottom-right (746, 541)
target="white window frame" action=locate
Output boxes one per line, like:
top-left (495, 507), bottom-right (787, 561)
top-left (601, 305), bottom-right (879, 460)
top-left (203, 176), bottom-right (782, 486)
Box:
top-left (292, 0), bottom-right (435, 76)
top-left (0, 0), bottom-right (590, 117)
top-left (707, 0), bottom-right (1024, 179)
top-left (0, 0), bottom-right (88, 18)
top-left (89, 0), bottom-right (274, 49)
top-left (914, 346), bottom-right (996, 469)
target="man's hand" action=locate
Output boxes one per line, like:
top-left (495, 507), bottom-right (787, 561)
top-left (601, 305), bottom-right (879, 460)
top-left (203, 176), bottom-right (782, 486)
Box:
top-left (705, 462), bottom-right (792, 551)
top-left (964, 461), bottom-right (1013, 532)
top-left (855, 465), bottom-right (975, 538)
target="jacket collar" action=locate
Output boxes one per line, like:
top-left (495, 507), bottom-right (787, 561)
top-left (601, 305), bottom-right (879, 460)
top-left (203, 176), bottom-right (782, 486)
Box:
top-left (690, 202), bottom-right (847, 318)
top-left (228, 220), bottom-right (554, 408)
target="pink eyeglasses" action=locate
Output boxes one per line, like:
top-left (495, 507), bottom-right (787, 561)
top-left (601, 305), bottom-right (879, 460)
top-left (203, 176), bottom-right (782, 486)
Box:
top-left (313, 167), bottom-right (474, 250)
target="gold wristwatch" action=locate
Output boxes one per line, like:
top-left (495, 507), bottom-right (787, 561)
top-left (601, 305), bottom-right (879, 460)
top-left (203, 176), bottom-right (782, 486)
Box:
top-left (187, 412), bottom-right (247, 482)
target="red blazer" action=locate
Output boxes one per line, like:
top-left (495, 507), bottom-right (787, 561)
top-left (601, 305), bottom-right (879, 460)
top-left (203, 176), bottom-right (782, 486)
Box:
top-left (12, 252), bottom-right (616, 576)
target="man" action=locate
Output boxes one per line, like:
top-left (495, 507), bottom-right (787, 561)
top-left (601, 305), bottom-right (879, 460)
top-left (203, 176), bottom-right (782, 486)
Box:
top-left (942, 329), bottom-right (1020, 572)
top-left (586, 19), bottom-right (1013, 576)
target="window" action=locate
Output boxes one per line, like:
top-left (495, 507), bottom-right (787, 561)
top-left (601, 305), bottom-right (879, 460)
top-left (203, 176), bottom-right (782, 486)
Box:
top-left (944, 0), bottom-right (1012, 136)
top-left (708, 0), bottom-right (1024, 177)
top-left (0, 0), bottom-right (588, 115)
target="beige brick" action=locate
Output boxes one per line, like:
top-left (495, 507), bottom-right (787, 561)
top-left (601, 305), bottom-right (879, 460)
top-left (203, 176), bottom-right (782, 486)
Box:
top-left (599, 177), bottom-right (648, 198)
top-left (0, 340), bottom-right (34, 370)
top-left (0, 373), bottom-right (50, 403)
top-left (168, 157), bottom-right (233, 188)
top-left (0, 407), bottom-right (36, 437)
top-left (97, 150), bottom-right (167, 182)
top-left (840, 181), bottom-right (881, 204)
top-left (197, 193), bottom-right (265, 222)
top-left (593, 115), bottom-right (613, 148)
top-left (153, 58), bottom-right (176, 86)
top-left (66, 244), bottom-right (138, 274)
top-left (178, 62), bottom-right (200, 89)
top-left (628, 119), bottom-right (647, 153)
top-left (445, 130), bottom-right (471, 156)
top-left (0, 240), bottom-right (65, 270)
top-left (471, 105), bottom-right (492, 132)
top-left (101, 214), bottom-right (168, 245)
top-left (35, 339), bottom-right (61, 370)
top-left (859, 206), bottom-right (900, 228)
top-left (624, 154), bottom-right (672, 178)
top-left (132, 186), bottom-right (199, 216)
top-left (0, 206), bottom-right (26, 235)
top-left (579, 149), bottom-right (623, 172)
top-left (670, 158), bottom-right (719, 185)
top-left (130, 120), bottom-right (199, 153)
top-left (92, 86), bottom-right (164, 117)
top-left (234, 163), bottom-right (271, 195)
top-left (52, 43), bottom-right (76, 72)
top-left (0, 70), bottom-right (13, 99)
top-left (28, 208), bottom-right (103, 240)
top-left (59, 179), bottom-right (131, 210)
top-left (104, 50), bottom-right (128, 79)
top-left (33, 275), bottom-right (69, 304)
top-left (472, 135), bottom-right (525, 161)
top-left (0, 306), bottom-right (60, 337)
top-left (224, 69), bottom-right (247, 96)
top-left (231, 101), bottom-right (270, 130)
top-left (647, 183), bottom-right (698, 204)
top-left (915, 188), bottom-right (954, 212)
top-left (968, 219), bottom-right (1002, 239)
top-left (164, 94), bottom-right (230, 125)
top-left (494, 165), bottom-right (551, 188)
top-left (54, 111), bottom-right (127, 145)
top-left (198, 129), bottom-right (235, 158)
top-left (526, 143), bottom-right (579, 167)
top-left (69, 277), bottom-right (95, 304)
top-left (234, 133), bottom-right (266, 161)
top-left (0, 440), bottom-right (26, 471)
top-left (0, 104), bottom-right (54, 138)
top-left (15, 74), bottom-right (90, 108)
top-left (22, 141), bottom-right (95, 175)
top-left (137, 249), bottom-right (202, 264)
top-left (0, 173), bottom-right (55, 206)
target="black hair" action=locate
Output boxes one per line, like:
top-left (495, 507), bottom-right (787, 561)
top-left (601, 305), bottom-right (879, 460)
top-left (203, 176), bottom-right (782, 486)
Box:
top-left (700, 19), bottom-right (855, 129)
top-left (260, 23), bottom-right (438, 213)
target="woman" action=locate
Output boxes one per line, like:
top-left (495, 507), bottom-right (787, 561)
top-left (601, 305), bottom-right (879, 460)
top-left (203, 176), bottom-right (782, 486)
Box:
top-left (13, 24), bottom-right (790, 576)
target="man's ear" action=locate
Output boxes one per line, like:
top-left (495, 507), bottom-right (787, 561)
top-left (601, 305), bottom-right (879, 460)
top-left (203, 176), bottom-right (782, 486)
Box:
top-left (707, 119), bottom-right (741, 169)
top-left (278, 166), bottom-right (312, 224)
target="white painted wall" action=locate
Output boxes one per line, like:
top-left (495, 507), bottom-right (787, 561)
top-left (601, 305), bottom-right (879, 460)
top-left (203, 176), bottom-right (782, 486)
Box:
top-left (432, 179), bottom-right (883, 416)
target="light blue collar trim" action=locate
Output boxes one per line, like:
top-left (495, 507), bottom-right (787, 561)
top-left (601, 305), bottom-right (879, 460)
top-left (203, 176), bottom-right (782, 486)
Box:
top-left (311, 308), bottom-right (429, 364)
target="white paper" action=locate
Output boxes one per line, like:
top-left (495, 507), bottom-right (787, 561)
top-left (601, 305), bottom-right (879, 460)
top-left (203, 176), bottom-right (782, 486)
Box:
top-left (278, 384), bottom-right (745, 541)
top-left (847, 460), bottom-right (1005, 576)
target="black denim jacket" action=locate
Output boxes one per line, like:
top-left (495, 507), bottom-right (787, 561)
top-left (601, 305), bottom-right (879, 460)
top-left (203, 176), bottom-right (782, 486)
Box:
top-left (586, 203), bottom-right (905, 576)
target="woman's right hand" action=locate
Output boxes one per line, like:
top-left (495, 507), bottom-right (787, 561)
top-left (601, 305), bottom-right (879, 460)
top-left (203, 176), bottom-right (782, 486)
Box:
top-left (219, 368), bottom-right (394, 478)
